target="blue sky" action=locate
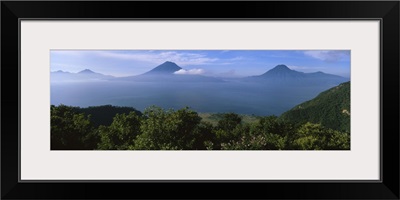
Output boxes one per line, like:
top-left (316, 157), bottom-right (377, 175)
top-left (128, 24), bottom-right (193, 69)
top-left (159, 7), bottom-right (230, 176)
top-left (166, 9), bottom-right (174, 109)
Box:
top-left (50, 50), bottom-right (350, 78)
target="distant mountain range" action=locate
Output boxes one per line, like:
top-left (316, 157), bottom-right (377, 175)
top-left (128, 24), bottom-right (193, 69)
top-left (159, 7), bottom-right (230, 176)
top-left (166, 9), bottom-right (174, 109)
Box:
top-left (245, 64), bottom-right (348, 86)
top-left (52, 61), bottom-right (349, 85)
top-left (51, 62), bottom-right (350, 115)
top-left (51, 69), bottom-right (114, 82)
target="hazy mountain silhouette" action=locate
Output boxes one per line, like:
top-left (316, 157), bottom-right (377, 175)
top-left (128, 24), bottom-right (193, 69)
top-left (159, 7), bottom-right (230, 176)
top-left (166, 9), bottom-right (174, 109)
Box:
top-left (259, 64), bottom-right (306, 79)
top-left (51, 69), bottom-right (114, 82)
top-left (245, 64), bottom-right (348, 87)
top-left (142, 61), bottom-right (182, 75)
top-left (78, 69), bottom-right (96, 74)
top-left (115, 61), bottom-right (223, 82)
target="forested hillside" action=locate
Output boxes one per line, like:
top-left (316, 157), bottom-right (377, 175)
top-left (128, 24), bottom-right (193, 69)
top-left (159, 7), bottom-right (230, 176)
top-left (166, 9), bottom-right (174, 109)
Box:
top-left (280, 81), bottom-right (350, 132)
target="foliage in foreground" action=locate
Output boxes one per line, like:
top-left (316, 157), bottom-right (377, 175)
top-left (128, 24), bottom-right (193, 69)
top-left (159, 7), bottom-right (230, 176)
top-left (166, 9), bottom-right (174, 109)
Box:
top-left (51, 105), bottom-right (350, 150)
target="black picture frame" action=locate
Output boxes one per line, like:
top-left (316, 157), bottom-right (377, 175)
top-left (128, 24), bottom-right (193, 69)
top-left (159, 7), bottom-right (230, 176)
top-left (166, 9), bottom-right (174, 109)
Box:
top-left (1, 1), bottom-right (399, 199)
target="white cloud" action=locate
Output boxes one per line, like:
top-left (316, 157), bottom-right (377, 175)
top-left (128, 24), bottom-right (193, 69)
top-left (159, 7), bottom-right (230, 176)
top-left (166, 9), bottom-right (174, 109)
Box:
top-left (96, 51), bottom-right (248, 67)
top-left (97, 51), bottom-right (219, 66)
top-left (174, 69), bottom-right (205, 75)
top-left (304, 50), bottom-right (349, 62)
top-left (53, 50), bottom-right (247, 67)
top-left (229, 56), bottom-right (245, 61)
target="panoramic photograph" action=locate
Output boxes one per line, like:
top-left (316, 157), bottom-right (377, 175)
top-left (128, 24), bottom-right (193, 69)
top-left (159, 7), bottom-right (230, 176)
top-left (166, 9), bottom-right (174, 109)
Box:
top-left (50, 50), bottom-right (350, 150)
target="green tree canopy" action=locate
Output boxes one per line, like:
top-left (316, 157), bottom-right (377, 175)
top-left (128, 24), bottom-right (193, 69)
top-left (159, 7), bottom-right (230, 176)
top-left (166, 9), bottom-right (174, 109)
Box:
top-left (98, 111), bottom-right (142, 150)
top-left (51, 104), bottom-right (94, 150)
top-left (134, 106), bottom-right (202, 150)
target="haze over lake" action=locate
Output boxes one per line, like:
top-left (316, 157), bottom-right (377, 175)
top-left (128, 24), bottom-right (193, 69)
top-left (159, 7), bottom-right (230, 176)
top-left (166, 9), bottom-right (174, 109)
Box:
top-left (51, 50), bottom-right (350, 116)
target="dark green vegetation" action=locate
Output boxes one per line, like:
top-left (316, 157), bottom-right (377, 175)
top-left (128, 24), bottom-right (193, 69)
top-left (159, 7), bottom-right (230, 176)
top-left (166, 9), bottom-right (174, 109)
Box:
top-left (198, 113), bottom-right (259, 126)
top-left (72, 105), bottom-right (142, 127)
top-left (50, 105), bottom-right (141, 150)
top-left (280, 81), bottom-right (350, 132)
top-left (51, 100), bottom-right (350, 150)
